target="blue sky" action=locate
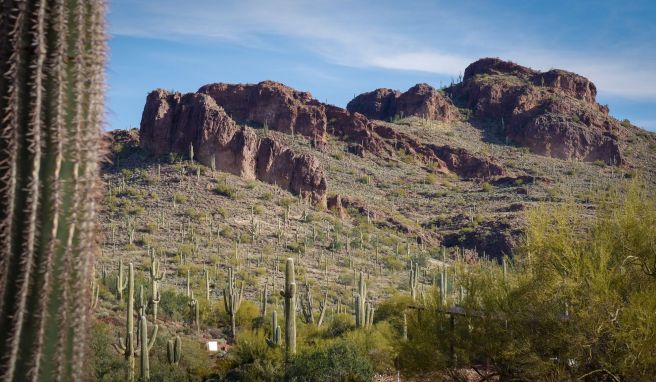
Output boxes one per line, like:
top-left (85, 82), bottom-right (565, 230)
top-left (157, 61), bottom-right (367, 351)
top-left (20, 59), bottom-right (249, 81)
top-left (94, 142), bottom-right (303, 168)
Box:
top-left (107, 0), bottom-right (656, 131)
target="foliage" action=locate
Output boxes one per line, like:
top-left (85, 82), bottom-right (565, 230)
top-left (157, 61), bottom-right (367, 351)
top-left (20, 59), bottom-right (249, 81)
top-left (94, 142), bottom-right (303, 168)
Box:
top-left (286, 341), bottom-right (375, 382)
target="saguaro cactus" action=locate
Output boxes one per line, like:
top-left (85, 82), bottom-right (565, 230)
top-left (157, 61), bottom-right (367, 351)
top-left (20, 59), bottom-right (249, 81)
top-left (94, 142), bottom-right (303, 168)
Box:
top-left (117, 259), bottom-right (128, 301)
top-left (137, 312), bottom-right (158, 381)
top-left (266, 310), bottom-right (282, 348)
top-left (300, 282), bottom-right (315, 324)
top-left (149, 250), bottom-right (164, 320)
top-left (403, 313), bottom-right (408, 340)
top-left (317, 292), bottom-right (328, 328)
top-left (91, 270), bottom-right (100, 310)
top-left (113, 263), bottom-right (136, 381)
top-left (0, 2), bottom-right (107, 378)
top-left (223, 267), bottom-right (243, 341)
top-left (280, 258), bottom-right (297, 360)
top-left (355, 271), bottom-right (367, 328)
top-left (261, 279), bottom-right (268, 318)
top-left (188, 291), bottom-right (199, 332)
top-left (409, 261), bottom-right (419, 301)
top-left (167, 336), bottom-right (182, 366)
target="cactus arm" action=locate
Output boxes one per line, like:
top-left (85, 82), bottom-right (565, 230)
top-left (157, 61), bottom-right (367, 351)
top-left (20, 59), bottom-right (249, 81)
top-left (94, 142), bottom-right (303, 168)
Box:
top-left (147, 325), bottom-right (158, 351)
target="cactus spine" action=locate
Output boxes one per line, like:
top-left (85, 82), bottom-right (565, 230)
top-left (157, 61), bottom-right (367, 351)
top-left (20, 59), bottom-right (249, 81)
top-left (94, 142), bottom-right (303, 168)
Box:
top-left (266, 310), bottom-right (282, 347)
top-left (280, 258), bottom-right (297, 360)
top-left (223, 267), bottom-right (243, 341)
top-left (0, 3), bottom-right (108, 378)
top-left (355, 271), bottom-right (367, 328)
top-left (113, 263), bottom-right (136, 381)
top-left (149, 250), bottom-right (164, 321)
top-left (167, 336), bottom-right (182, 366)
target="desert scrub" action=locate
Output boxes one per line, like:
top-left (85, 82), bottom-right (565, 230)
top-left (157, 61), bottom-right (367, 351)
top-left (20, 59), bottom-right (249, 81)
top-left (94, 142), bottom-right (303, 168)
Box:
top-left (215, 183), bottom-right (238, 199)
top-left (173, 192), bottom-right (188, 204)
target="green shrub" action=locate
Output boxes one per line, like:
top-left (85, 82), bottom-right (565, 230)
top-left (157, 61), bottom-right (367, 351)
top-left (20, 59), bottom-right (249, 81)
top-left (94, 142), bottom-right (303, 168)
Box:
top-left (215, 183), bottom-right (238, 199)
top-left (159, 290), bottom-right (190, 322)
top-left (173, 192), bottom-right (188, 205)
top-left (286, 341), bottom-right (374, 382)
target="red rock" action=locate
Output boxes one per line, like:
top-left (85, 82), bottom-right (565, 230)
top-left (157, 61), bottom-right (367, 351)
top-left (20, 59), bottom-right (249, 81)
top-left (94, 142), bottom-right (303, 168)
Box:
top-left (346, 88), bottom-right (399, 121)
top-left (139, 89), bottom-right (327, 206)
top-left (327, 195), bottom-right (348, 220)
top-left (451, 58), bottom-right (623, 165)
top-left (197, 81), bottom-right (327, 147)
top-left (396, 83), bottom-right (459, 121)
top-left (347, 83), bottom-right (458, 122)
top-left (143, 81), bottom-right (503, 181)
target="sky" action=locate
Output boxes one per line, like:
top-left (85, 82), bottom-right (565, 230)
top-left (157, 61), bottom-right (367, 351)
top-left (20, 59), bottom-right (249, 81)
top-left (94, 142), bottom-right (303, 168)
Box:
top-left (107, 0), bottom-right (656, 131)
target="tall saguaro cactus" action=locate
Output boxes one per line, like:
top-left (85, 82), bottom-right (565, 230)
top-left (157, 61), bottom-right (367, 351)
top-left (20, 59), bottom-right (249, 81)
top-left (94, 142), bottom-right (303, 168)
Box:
top-left (223, 267), bottom-right (243, 341)
top-left (0, 2), bottom-right (106, 380)
top-left (280, 258), bottom-right (297, 360)
top-left (149, 250), bottom-right (164, 320)
top-left (409, 261), bottom-right (419, 301)
top-left (116, 259), bottom-right (128, 301)
top-left (113, 263), bottom-right (136, 382)
top-left (167, 336), bottom-right (182, 366)
top-left (355, 271), bottom-right (368, 328)
top-left (266, 310), bottom-right (282, 348)
top-left (137, 311), bottom-right (158, 382)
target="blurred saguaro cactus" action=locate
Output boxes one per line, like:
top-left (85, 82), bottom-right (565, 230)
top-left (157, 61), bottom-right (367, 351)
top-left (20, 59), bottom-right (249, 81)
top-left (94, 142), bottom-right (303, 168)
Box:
top-left (0, 0), bottom-right (106, 381)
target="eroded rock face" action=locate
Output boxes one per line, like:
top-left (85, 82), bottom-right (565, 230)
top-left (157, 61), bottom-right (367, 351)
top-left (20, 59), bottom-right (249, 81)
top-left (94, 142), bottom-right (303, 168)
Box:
top-left (139, 89), bottom-right (327, 205)
top-left (345, 88), bottom-right (400, 121)
top-left (347, 83), bottom-right (458, 122)
top-left (142, 81), bottom-right (503, 181)
top-left (197, 81), bottom-right (327, 147)
top-left (451, 57), bottom-right (623, 165)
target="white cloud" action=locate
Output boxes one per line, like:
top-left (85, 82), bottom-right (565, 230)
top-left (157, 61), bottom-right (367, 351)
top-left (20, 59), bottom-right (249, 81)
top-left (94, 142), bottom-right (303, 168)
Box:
top-left (109, 0), bottom-right (656, 100)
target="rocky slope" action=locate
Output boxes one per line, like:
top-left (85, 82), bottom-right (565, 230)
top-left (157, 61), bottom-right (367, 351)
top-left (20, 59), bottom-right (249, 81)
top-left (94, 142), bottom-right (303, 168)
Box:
top-left (135, 58), bottom-right (656, 258)
top-left (140, 81), bottom-right (505, 205)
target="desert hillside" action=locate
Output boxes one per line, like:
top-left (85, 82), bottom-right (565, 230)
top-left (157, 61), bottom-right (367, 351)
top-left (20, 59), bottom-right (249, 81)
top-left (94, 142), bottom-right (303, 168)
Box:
top-left (93, 58), bottom-right (656, 381)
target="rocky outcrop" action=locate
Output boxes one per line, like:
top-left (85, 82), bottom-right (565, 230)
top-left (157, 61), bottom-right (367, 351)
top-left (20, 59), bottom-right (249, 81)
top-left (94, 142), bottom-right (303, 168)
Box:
top-left (347, 83), bottom-right (458, 122)
top-left (197, 81), bottom-right (327, 147)
top-left (139, 89), bottom-right (327, 205)
top-left (141, 81), bottom-right (503, 181)
top-left (450, 57), bottom-right (623, 165)
top-left (346, 88), bottom-right (400, 121)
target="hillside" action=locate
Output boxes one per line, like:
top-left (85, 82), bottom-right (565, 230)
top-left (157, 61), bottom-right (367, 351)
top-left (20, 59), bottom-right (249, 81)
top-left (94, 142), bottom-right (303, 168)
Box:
top-left (93, 58), bottom-right (656, 380)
